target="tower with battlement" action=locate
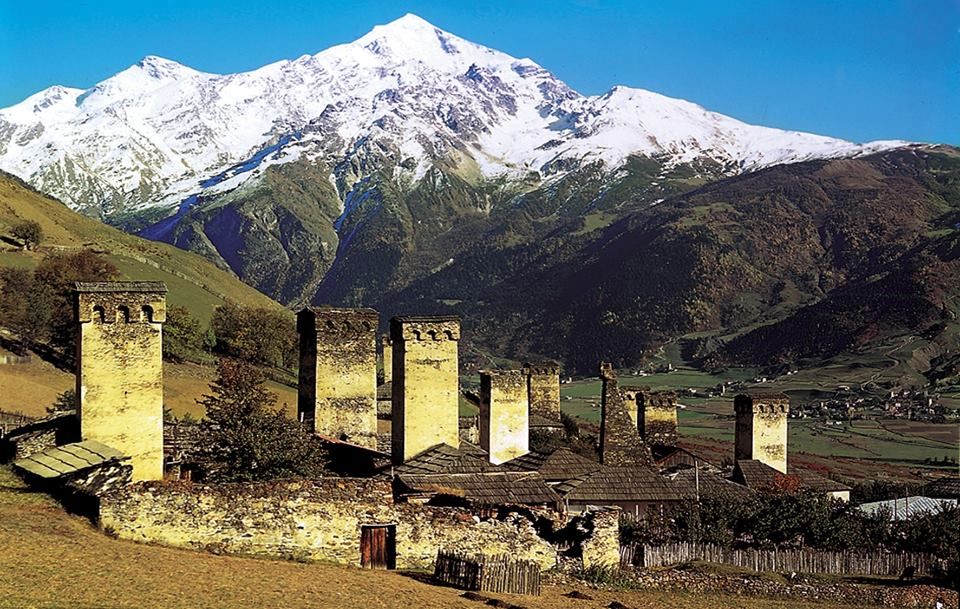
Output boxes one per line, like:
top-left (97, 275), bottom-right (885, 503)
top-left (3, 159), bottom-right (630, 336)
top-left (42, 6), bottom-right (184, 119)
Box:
top-left (524, 361), bottom-right (561, 422)
top-left (297, 307), bottom-right (378, 449)
top-left (480, 369), bottom-right (529, 465)
top-left (734, 392), bottom-right (789, 473)
top-left (639, 391), bottom-right (678, 447)
top-left (390, 315), bottom-right (461, 463)
top-left (75, 281), bottom-right (166, 481)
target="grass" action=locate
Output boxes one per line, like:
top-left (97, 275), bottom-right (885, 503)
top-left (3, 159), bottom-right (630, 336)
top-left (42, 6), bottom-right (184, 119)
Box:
top-left (0, 465), bottom-right (882, 609)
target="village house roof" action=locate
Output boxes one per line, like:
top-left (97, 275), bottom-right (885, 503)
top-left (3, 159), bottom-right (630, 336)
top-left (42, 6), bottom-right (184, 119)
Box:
top-left (396, 471), bottom-right (562, 507)
top-left (502, 447), bottom-right (601, 481)
top-left (652, 445), bottom-right (717, 469)
top-left (923, 476), bottom-right (960, 499)
top-left (732, 460), bottom-right (851, 494)
top-left (669, 467), bottom-right (752, 498)
top-left (13, 440), bottom-right (127, 479)
top-left (859, 496), bottom-right (957, 521)
top-left (556, 466), bottom-right (682, 503)
top-left (529, 414), bottom-right (563, 429)
top-left (394, 443), bottom-right (493, 475)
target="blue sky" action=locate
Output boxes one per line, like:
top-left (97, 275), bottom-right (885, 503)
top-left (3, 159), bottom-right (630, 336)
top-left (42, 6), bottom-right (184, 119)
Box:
top-left (1, 0), bottom-right (956, 144)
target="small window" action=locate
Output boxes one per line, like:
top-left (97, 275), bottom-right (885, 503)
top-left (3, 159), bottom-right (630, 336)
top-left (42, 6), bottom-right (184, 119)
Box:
top-left (117, 305), bottom-right (131, 323)
top-left (92, 305), bottom-right (106, 323)
top-left (141, 305), bottom-right (154, 323)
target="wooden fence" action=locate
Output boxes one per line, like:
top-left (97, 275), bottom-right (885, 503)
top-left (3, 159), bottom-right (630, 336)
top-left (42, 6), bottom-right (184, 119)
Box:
top-left (434, 550), bottom-right (541, 596)
top-left (620, 542), bottom-right (934, 576)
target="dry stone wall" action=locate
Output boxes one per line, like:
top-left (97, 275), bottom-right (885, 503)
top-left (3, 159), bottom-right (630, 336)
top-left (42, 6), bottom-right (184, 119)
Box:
top-left (99, 478), bottom-right (557, 570)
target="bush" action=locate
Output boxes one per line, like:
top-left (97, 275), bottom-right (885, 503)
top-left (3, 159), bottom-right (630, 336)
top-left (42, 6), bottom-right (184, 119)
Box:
top-left (11, 220), bottom-right (42, 249)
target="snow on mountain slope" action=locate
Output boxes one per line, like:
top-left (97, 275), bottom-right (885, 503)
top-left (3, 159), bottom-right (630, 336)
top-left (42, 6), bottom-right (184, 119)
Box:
top-left (0, 13), bottom-right (907, 218)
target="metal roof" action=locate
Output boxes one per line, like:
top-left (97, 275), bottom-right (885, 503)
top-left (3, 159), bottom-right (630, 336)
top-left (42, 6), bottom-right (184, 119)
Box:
top-left (13, 440), bottom-right (126, 479)
top-left (859, 496), bottom-right (957, 521)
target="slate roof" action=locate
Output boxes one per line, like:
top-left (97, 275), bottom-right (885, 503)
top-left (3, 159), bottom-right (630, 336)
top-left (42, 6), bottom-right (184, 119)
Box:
top-left (732, 460), bottom-right (851, 493)
top-left (75, 281), bottom-right (167, 293)
top-left (923, 476), bottom-right (960, 499)
top-left (670, 467), bottom-right (752, 498)
top-left (502, 447), bottom-right (601, 481)
top-left (859, 496), bottom-right (958, 521)
top-left (14, 440), bottom-right (127, 479)
top-left (557, 465), bottom-right (682, 503)
top-left (397, 472), bottom-right (561, 506)
top-left (394, 443), bottom-right (494, 475)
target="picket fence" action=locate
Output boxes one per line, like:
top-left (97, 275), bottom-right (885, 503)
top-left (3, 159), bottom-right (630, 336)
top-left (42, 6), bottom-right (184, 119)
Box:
top-left (434, 550), bottom-right (541, 596)
top-left (620, 542), bottom-right (934, 576)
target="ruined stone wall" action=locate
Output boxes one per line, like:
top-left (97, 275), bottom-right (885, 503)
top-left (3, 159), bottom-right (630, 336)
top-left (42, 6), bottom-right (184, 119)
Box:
top-left (297, 308), bottom-right (378, 448)
top-left (734, 393), bottom-right (789, 474)
top-left (76, 283), bottom-right (165, 481)
top-left (599, 363), bottom-right (654, 467)
top-left (525, 362), bottom-right (561, 422)
top-left (579, 508), bottom-right (622, 569)
top-left (391, 316), bottom-right (460, 463)
top-left (479, 370), bottom-right (529, 465)
top-left (99, 478), bottom-right (557, 570)
top-left (640, 391), bottom-right (678, 447)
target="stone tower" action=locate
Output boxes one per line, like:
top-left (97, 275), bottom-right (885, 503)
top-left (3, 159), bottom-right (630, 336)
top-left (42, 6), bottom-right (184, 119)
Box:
top-left (479, 369), bottom-right (529, 465)
top-left (297, 307), bottom-right (378, 449)
top-left (75, 282), bottom-right (166, 481)
top-left (734, 392), bottom-right (789, 473)
top-left (380, 334), bottom-right (393, 385)
top-left (619, 385), bottom-right (651, 429)
top-left (524, 361), bottom-right (561, 422)
top-left (639, 391), bottom-right (678, 447)
top-left (390, 315), bottom-right (461, 463)
top-left (598, 362), bottom-right (654, 467)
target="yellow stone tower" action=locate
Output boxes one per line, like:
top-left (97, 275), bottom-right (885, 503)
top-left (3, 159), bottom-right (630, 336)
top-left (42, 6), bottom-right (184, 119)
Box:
top-left (297, 307), bottom-right (378, 449)
top-left (639, 391), bottom-right (678, 447)
top-left (734, 392), bottom-right (789, 473)
top-left (390, 315), bottom-right (460, 463)
top-left (524, 361), bottom-right (561, 422)
top-left (380, 334), bottom-right (392, 385)
top-left (75, 282), bottom-right (166, 482)
top-left (479, 369), bottom-right (529, 465)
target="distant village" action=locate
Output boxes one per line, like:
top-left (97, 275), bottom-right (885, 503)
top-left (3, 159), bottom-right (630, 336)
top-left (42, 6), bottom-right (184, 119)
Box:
top-left (0, 281), bottom-right (957, 595)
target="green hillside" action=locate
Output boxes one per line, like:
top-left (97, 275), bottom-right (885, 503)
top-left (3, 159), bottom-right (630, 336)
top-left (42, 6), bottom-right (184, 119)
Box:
top-left (0, 171), bottom-right (284, 324)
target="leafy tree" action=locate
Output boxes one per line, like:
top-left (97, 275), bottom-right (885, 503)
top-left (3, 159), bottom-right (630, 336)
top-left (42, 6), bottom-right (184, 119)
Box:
top-left (11, 220), bottom-right (42, 250)
top-left (211, 302), bottom-right (297, 368)
top-left (163, 305), bottom-right (209, 362)
top-left (199, 359), bottom-right (325, 482)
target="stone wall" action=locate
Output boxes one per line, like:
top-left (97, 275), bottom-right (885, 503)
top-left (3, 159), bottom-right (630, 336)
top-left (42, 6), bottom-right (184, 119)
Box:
top-left (391, 316), bottom-right (461, 463)
top-left (598, 363), bottom-right (653, 467)
top-left (525, 362), bottom-right (561, 422)
top-left (579, 507), bottom-right (622, 568)
top-left (735, 393), bottom-right (789, 473)
top-left (640, 391), bottom-right (678, 447)
top-left (479, 370), bottom-right (529, 465)
top-left (99, 478), bottom-right (557, 571)
top-left (380, 334), bottom-right (392, 385)
top-left (297, 308), bottom-right (378, 449)
top-left (76, 282), bottom-right (166, 482)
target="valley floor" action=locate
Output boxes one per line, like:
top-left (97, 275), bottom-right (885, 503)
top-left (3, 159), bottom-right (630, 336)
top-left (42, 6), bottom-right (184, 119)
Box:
top-left (0, 466), bottom-right (893, 609)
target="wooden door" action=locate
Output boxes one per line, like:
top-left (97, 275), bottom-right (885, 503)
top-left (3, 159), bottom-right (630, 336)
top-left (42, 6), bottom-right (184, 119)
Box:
top-left (360, 525), bottom-right (396, 569)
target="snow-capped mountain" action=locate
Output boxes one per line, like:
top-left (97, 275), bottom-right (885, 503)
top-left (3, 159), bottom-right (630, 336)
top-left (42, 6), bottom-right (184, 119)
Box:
top-left (0, 13), bottom-right (905, 219)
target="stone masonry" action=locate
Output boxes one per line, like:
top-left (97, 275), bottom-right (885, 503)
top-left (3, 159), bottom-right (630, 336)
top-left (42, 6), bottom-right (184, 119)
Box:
top-left (99, 478), bottom-right (557, 571)
top-left (479, 369), bottom-right (529, 465)
top-left (735, 392), bottom-right (789, 474)
top-left (297, 307), bottom-right (379, 449)
top-left (75, 282), bottom-right (166, 481)
top-left (524, 361), bottom-right (561, 421)
top-left (639, 391), bottom-right (679, 447)
top-left (391, 316), bottom-right (461, 463)
top-left (599, 363), bottom-right (654, 467)
top-left (380, 334), bottom-right (393, 385)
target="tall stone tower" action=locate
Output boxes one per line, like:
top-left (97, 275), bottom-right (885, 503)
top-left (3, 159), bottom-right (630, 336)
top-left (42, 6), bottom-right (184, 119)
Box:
top-left (75, 282), bottom-right (166, 482)
top-left (390, 315), bottom-right (461, 463)
top-left (524, 361), bottom-right (561, 422)
top-left (734, 392), bottom-right (789, 473)
top-left (380, 334), bottom-right (393, 385)
top-left (639, 391), bottom-right (679, 447)
top-left (619, 385), bottom-right (651, 429)
top-left (598, 362), bottom-right (654, 467)
top-left (297, 307), bottom-right (378, 449)
top-left (479, 369), bottom-right (529, 465)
